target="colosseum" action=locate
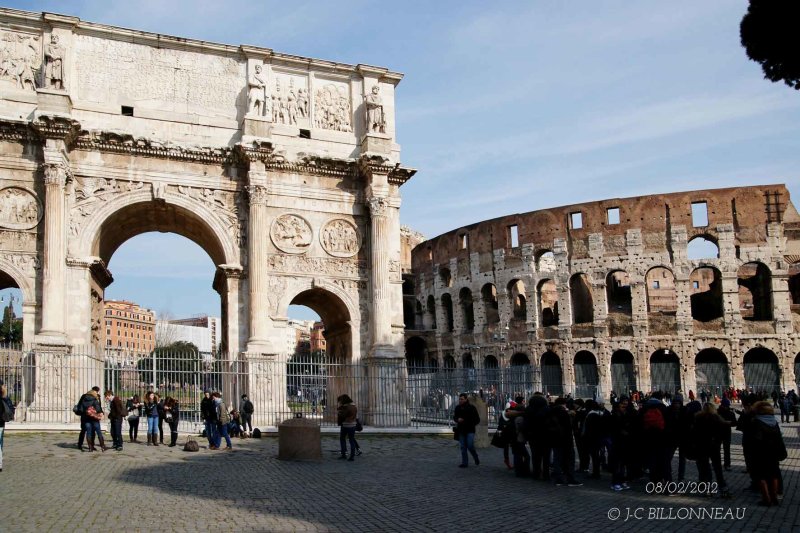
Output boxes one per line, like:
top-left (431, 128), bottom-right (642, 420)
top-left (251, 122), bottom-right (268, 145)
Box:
top-left (403, 184), bottom-right (800, 400)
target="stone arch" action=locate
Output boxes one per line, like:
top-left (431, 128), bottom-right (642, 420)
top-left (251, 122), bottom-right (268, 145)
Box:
top-left (574, 350), bottom-right (599, 399)
top-left (646, 266), bottom-right (677, 335)
top-left (443, 355), bottom-right (456, 370)
top-left (538, 278), bottom-right (559, 327)
top-left (610, 350), bottom-right (636, 396)
top-left (484, 354), bottom-right (500, 387)
top-left (405, 336), bottom-right (426, 370)
top-left (687, 235), bottom-right (719, 260)
top-left (695, 349), bottom-right (730, 395)
top-left (789, 263), bottom-right (800, 306)
top-left (426, 295), bottom-right (437, 330)
top-left (507, 279), bottom-right (527, 321)
top-left (439, 267), bottom-right (452, 288)
top-left (414, 299), bottom-right (424, 328)
top-left (795, 353), bottom-right (800, 390)
top-left (510, 352), bottom-right (532, 394)
top-left (403, 298), bottom-right (415, 329)
top-left (536, 250), bottom-right (556, 272)
top-left (650, 349), bottom-right (681, 393)
top-left (690, 266), bottom-right (723, 323)
top-left (541, 351), bottom-right (563, 396)
top-left (0, 260), bottom-right (35, 343)
top-left (459, 287), bottom-right (474, 332)
top-left (462, 352), bottom-right (475, 369)
top-left (738, 262), bottom-right (773, 322)
top-left (606, 270), bottom-right (632, 314)
top-left (570, 273), bottom-right (593, 324)
top-left (481, 283), bottom-right (499, 325)
top-left (743, 348), bottom-right (781, 394)
top-left (441, 293), bottom-right (454, 332)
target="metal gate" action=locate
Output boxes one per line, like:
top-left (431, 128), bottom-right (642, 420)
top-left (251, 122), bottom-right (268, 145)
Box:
top-left (574, 362), bottom-right (599, 399)
top-left (744, 362), bottom-right (781, 394)
top-left (541, 361), bottom-right (563, 396)
top-left (611, 361), bottom-right (636, 396)
top-left (695, 362), bottom-right (730, 396)
top-left (650, 361), bottom-right (681, 393)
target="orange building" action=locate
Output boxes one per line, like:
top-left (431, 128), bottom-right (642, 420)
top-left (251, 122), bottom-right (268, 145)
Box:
top-left (104, 300), bottom-right (156, 353)
top-left (310, 321), bottom-right (326, 353)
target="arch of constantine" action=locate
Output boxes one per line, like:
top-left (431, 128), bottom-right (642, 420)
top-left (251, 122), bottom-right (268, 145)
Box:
top-left (0, 8), bottom-right (414, 425)
top-left (405, 185), bottom-right (800, 399)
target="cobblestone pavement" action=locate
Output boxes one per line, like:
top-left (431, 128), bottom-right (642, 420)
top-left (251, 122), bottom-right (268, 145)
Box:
top-left (1, 423), bottom-right (799, 532)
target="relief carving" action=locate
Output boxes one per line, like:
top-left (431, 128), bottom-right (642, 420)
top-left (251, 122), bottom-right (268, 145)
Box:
top-left (320, 218), bottom-right (361, 258)
top-left (0, 230), bottom-right (36, 252)
top-left (176, 185), bottom-right (243, 247)
top-left (0, 31), bottom-right (40, 90)
top-left (6, 252), bottom-right (40, 274)
top-left (0, 187), bottom-right (42, 230)
top-left (365, 85), bottom-right (386, 134)
top-left (268, 253), bottom-right (367, 278)
top-left (70, 177), bottom-right (144, 237)
top-left (270, 214), bottom-right (312, 254)
top-left (314, 83), bottom-right (352, 132)
top-left (367, 196), bottom-right (389, 217)
top-left (247, 64), bottom-right (268, 117)
top-left (271, 75), bottom-right (308, 126)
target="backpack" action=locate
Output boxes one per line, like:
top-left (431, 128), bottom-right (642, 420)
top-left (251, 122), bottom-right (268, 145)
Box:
top-left (2, 397), bottom-right (15, 422)
top-left (243, 400), bottom-right (254, 414)
top-left (642, 406), bottom-right (665, 431)
top-left (252, 428), bottom-right (262, 438)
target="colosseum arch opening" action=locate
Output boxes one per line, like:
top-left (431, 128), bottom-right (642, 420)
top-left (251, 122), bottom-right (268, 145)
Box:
top-left (646, 266), bottom-right (677, 335)
top-left (695, 349), bottom-right (730, 396)
top-left (441, 294), bottom-right (454, 332)
top-left (405, 336), bottom-right (426, 371)
top-left (690, 267), bottom-right (723, 328)
top-left (650, 349), bottom-right (681, 393)
top-left (426, 295), bottom-right (437, 330)
top-left (574, 350), bottom-right (599, 399)
top-left (459, 287), bottom-right (475, 333)
top-left (610, 350), bottom-right (636, 396)
top-left (606, 270), bottom-right (632, 337)
top-left (570, 273), bottom-right (593, 338)
top-left (536, 250), bottom-right (556, 272)
top-left (510, 352), bottom-right (532, 395)
top-left (743, 347), bottom-right (781, 394)
top-left (738, 262), bottom-right (773, 326)
top-left (537, 278), bottom-right (559, 334)
top-left (508, 279), bottom-right (527, 321)
top-left (687, 235), bottom-right (720, 260)
top-left (481, 283), bottom-right (500, 326)
top-left (541, 351), bottom-right (563, 396)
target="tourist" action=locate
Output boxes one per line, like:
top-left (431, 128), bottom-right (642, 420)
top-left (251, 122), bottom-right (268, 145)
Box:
top-left (506, 397), bottom-right (529, 477)
top-left (609, 396), bottom-right (634, 491)
top-left (581, 400), bottom-right (607, 480)
top-left (524, 393), bottom-right (551, 481)
top-left (496, 399), bottom-right (515, 470)
top-left (547, 397), bottom-right (582, 486)
top-left (156, 393), bottom-right (165, 444)
top-left (228, 408), bottom-right (243, 438)
top-left (748, 401), bottom-right (788, 506)
top-left (82, 388), bottom-right (107, 452)
top-left (163, 396), bottom-right (180, 447)
top-left (104, 390), bottom-right (126, 451)
top-left (213, 392), bottom-right (233, 450)
top-left (691, 403), bottom-right (730, 497)
top-left (453, 393), bottom-right (480, 468)
top-left (0, 382), bottom-right (11, 472)
top-left (779, 393), bottom-right (792, 424)
top-left (717, 398), bottom-right (737, 470)
top-left (143, 391), bottom-right (160, 446)
top-left (201, 389), bottom-right (217, 449)
top-left (126, 394), bottom-right (143, 443)
top-left (240, 394), bottom-right (254, 435)
top-left (639, 391), bottom-right (671, 483)
top-left (736, 393), bottom-right (759, 491)
top-left (76, 385), bottom-right (101, 451)
top-left (337, 394), bottom-right (359, 461)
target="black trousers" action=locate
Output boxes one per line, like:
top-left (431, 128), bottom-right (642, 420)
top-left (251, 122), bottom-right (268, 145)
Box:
top-left (530, 440), bottom-right (551, 480)
top-left (696, 449), bottom-right (726, 488)
top-left (110, 418), bottom-right (123, 448)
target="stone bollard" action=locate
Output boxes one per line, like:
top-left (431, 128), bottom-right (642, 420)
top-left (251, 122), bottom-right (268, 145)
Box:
top-left (278, 417), bottom-right (321, 461)
top-left (470, 395), bottom-right (489, 449)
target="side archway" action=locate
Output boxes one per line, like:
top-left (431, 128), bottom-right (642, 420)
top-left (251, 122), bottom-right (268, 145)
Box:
top-left (574, 351), bottom-right (599, 399)
top-left (695, 349), bottom-right (730, 395)
top-left (743, 348), bottom-right (781, 394)
top-left (610, 350), bottom-right (636, 396)
top-left (650, 349), bottom-right (681, 393)
top-left (541, 351), bottom-right (563, 396)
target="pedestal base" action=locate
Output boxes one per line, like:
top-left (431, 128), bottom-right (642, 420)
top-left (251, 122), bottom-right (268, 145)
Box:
top-left (36, 89), bottom-right (72, 116)
top-left (360, 132), bottom-right (392, 155)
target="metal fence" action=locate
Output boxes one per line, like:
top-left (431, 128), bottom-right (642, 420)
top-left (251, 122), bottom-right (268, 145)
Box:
top-left (0, 345), bottom-right (543, 429)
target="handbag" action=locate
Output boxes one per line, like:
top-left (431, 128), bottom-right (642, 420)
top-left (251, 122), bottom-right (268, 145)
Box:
top-left (355, 418), bottom-right (363, 432)
top-left (452, 427), bottom-right (460, 441)
top-left (491, 429), bottom-right (505, 448)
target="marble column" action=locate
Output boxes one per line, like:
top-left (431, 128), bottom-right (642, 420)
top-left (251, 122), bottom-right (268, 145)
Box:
top-left (246, 183), bottom-right (273, 354)
top-left (39, 163), bottom-right (68, 340)
top-left (367, 194), bottom-right (393, 348)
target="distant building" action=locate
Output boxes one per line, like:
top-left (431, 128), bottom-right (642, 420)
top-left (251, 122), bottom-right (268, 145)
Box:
top-left (155, 315), bottom-right (220, 357)
top-left (310, 321), bottom-right (326, 353)
top-left (104, 300), bottom-right (156, 353)
top-left (286, 319), bottom-right (314, 358)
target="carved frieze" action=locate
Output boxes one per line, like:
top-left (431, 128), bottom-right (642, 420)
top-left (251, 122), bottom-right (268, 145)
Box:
top-left (367, 196), bottom-right (389, 218)
top-left (0, 187), bottom-right (42, 230)
top-left (271, 73), bottom-right (309, 127)
top-left (314, 82), bottom-right (352, 132)
top-left (270, 214), bottom-right (312, 254)
top-left (268, 253), bottom-right (367, 278)
top-left (5, 252), bottom-right (40, 274)
top-left (0, 230), bottom-right (36, 252)
top-left (0, 31), bottom-right (40, 91)
top-left (320, 218), bottom-right (361, 258)
top-left (70, 177), bottom-right (145, 236)
top-left (176, 185), bottom-right (243, 248)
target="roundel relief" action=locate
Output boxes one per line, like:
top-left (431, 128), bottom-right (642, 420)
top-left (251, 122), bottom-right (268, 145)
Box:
top-left (270, 214), bottom-right (313, 254)
top-left (321, 218), bottom-right (361, 258)
top-left (0, 186), bottom-right (42, 230)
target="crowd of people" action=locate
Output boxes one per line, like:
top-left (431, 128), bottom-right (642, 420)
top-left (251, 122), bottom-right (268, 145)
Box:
top-left (488, 389), bottom-right (789, 507)
top-left (73, 387), bottom-right (255, 452)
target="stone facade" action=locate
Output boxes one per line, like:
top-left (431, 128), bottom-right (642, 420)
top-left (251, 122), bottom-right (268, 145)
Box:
top-left (406, 185), bottom-right (800, 399)
top-left (0, 8), bottom-right (415, 425)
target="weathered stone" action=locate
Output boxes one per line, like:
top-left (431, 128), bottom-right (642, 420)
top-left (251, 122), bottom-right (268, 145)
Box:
top-left (278, 417), bottom-right (322, 461)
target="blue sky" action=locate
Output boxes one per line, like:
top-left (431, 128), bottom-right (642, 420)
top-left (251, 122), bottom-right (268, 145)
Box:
top-left (2, 1), bottom-right (799, 321)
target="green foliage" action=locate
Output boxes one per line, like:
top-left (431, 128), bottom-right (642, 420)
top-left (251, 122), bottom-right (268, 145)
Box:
top-left (137, 341), bottom-right (202, 385)
top-left (741, 0), bottom-right (800, 90)
top-left (0, 301), bottom-right (22, 344)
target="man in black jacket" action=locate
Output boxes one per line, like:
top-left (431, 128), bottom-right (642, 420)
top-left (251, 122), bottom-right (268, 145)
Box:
top-left (549, 397), bottom-right (582, 486)
top-left (453, 393), bottom-right (480, 468)
top-left (76, 386), bottom-right (101, 451)
top-left (104, 389), bottom-right (126, 451)
top-left (200, 389), bottom-right (217, 449)
top-left (241, 394), bottom-right (254, 435)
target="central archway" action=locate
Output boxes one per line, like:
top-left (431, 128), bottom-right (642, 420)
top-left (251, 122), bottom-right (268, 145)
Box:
top-left (610, 350), bottom-right (636, 396)
top-left (574, 351), bottom-right (599, 399)
top-left (695, 349), bottom-right (730, 395)
top-left (650, 349), bottom-right (681, 393)
top-left (743, 348), bottom-right (781, 394)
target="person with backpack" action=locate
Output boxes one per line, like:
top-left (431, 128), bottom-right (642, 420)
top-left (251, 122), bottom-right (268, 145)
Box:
top-left (639, 391), bottom-right (670, 483)
top-left (717, 398), bottom-right (737, 471)
top-left (213, 391), bottom-right (233, 450)
top-left (582, 400), bottom-right (607, 480)
top-left (609, 396), bottom-right (635, 491)
top-left (81, 388), bottom-right (107, 452)
top-left (525, 393), bottom-right (551, 481)
top-left (748, 401), bottom-right (788, 506)
top-left (1, 382), bottom-right (14, 472)
top-left (691, 402), bottom-right (730, 497)
top-left (163, 396), bottom-right (180, 447)
top-left (75, 385), bottom-right (101, 451)
top-left (337, 394), bottom-right (359, 461)
top-left (548, 397), bottom-right (582, 486)
top-left (240, 394), bottom-right (254, 436)
top-left (126, 394), bottom-right (143, 443)
top-left (200, 389), bottom-right (217, 449)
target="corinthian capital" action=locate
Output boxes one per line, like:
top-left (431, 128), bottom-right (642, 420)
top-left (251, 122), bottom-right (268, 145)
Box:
top-left (42, 163), bottom-right (69, 187)
top-left (247, 184), bottom-right (269, 206)
top-left (367, 195), bottom-right (389, 217)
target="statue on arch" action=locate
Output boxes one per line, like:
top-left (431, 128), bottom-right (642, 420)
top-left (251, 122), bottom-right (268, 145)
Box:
top-left (365, 85), bottom-right (385, 134)
top-left (44, 34), bottom-right (65, 90)
top-left (247, 64), bottom-right (267, 117)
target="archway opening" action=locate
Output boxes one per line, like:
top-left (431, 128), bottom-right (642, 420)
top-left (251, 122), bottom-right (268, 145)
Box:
top-left (481, 283), bottom-right (499, 326)
top-left (695, 349), bottom-right (730, 396)
top-left (795, 353), bottom-right (800, 391)
top-left (690, 267), bottom-right (723, 325)
top-left (570, 273), bottom-right (593, 325)
top-left (687, 236), bottom-right (719, 260)
top-left (441, 294), bottom-right (454, 332)
top-left (541, 351), bottom-right (563, 396)
top-left (426, 295), bottom-right (437, 330)
top-left (743, 348), bottom-right (781, 395)
top-left (405, 336), bottom-right (427, 372)
top-left (509, 352), bottom-right (532, 396)
top-left (610, 350), bottom-right (636, 396)
top-left (459, 287), bottom-right (475, 332)
top-left (574, 350), bottom-right (598, 399)
top-left (646, 266), bottom-right (677, 335)
top-left (538, 279), bottom-right (559, 330)
top-left (536, 250), bottom-right (555, 272)
top-left (650, 349), bottom-right (681, 393)
top-left (0, 278), bottom-right (23, 345)
top-left (738, 262), bottom-right (773, 323)
top-left (508, 279), bottom-right (527, 322)
top-left (606, 270), bottom-right (632, 336)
